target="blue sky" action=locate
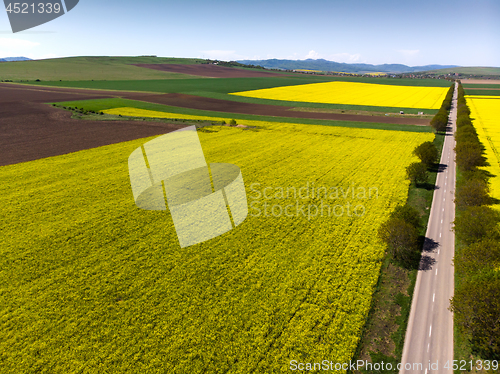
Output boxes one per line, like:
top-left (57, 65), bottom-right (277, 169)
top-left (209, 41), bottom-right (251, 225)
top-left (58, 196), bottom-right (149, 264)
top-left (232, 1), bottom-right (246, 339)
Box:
top-left (0, 0), bottom-right (498, 66)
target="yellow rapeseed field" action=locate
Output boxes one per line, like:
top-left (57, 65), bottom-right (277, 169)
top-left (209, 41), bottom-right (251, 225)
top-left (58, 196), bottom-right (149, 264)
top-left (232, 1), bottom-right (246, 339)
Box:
top-left (85, 106), bottom-right (434, 372)
top-left (294, 69), bottom-right (323, 73)
top-left (103, 106), bottom-right (295, 129)
top-left (230, 81), bottom-right (449, 109)
top-left (466, 95), bottom-right (500, 208)
top-left (103, 107), bottom-right (238, 124)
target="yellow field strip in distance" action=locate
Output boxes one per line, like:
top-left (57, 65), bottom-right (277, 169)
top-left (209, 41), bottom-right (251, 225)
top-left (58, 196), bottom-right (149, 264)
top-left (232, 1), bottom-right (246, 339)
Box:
top-left (230, 81), bottom-right (449, 109)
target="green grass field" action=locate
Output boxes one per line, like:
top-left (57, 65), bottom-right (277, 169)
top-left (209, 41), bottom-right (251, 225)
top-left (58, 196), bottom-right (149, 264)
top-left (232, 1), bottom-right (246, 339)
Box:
top-left (464, 89), bottom-right (500, 96)
top-left (0, 56), bottom-right (206, 81)
top-left (462, 84), bottom-right (500, 89)
top-left (55, 98), bottom-right (433, 132)
top-left (0, 122), bottom-right (434, 373)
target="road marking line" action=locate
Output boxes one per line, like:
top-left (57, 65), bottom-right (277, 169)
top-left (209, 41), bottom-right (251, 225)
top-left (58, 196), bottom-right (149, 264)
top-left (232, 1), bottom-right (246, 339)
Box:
top-left (427, 344), bottom-right (430, 353)
top-left (425, 369), bottom-right (428, 374)
top-left (433, 293), bottom-right (435, 302)
top-left (439, 232), bottom-right (442, 238)
top-left (438, 249), bottom-right (440, 254)
top-left (441, 219), bottom-right (443, 224)
top-left (429, 325), bottom-right (432, 337)
top-left (436, 268), bottom-right (438, 275)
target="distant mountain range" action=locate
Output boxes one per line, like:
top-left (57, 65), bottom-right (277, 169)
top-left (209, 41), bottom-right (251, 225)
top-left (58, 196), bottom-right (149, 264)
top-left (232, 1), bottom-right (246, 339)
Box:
top-left (237, 58), bottom-right (459, 74)
top-left (0, 57), bottom-right (31, 62)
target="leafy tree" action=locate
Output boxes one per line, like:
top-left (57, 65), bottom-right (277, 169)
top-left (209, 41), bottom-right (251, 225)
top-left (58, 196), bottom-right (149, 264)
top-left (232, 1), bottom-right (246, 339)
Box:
top-left (454, 206), bottom-right (500, 245)
top-left (455, 178), bottom-right (490, 208)
top-left (379, 217), bottom-right (420, 268)
top-left (439, 86), bottom-right (454, 111)
top-left (455, 126), bottom-right (479, 144)
top-left (457, 103), bottom-right (471, 117)
top-left (430, 112), bottom-right (448, 133)
top-left (413, 141), bottom-right (439, 166)
top-left (454, 238), bottom-right (500, 277)
top-left (450, 272), bottom-right (500, 360)
top-left (390, 204), bottom-right (422, 232)
top-left (378, 204), bottom-right (423, 268)
top-left (460, 169), bottom-right (489, 184)
top-left (406, 162), bottom-right (429, 185)
top-left (456, 116), bottom-right (472, 128)
top-left (455, 142), bottom-right (487, 171)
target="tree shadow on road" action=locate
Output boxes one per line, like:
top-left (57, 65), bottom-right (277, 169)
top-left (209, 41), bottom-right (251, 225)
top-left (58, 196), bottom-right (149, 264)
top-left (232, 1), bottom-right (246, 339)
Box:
top-left (418, 237), bottom-right (439, 271)
top-left (419, 255), bottom-right (436, 271)
top-left (423, 237), bottom-right (439, 253)
top-left (429, 163), bottom-right (448, 174)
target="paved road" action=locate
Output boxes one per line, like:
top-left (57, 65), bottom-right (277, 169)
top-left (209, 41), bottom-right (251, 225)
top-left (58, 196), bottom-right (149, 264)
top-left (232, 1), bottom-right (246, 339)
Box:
top-left (399, 83), bottom-right (457, 374)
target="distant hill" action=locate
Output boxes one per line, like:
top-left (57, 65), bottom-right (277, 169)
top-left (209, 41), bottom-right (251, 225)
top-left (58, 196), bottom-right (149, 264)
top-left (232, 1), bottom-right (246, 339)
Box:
top-left (0, 57), bottom-right (31, 62)
top-left (236, 58), bottom-right (459, 74)
top-left (0, 56), bottom-right (208, 81)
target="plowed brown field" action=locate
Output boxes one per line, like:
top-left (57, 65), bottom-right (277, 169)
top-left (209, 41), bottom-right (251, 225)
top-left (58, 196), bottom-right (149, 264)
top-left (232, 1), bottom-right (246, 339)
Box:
top-left (0, 84), bottom-right (185, 166)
